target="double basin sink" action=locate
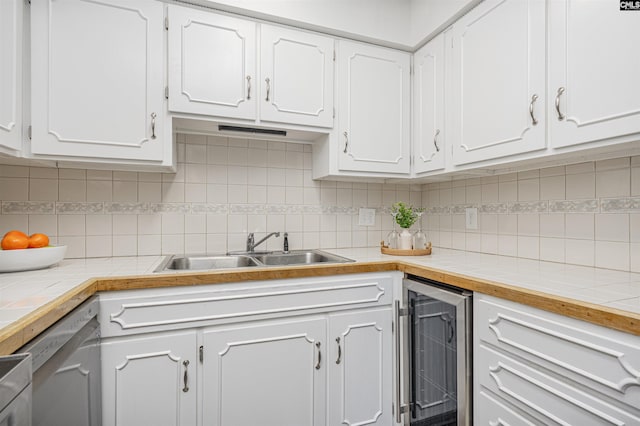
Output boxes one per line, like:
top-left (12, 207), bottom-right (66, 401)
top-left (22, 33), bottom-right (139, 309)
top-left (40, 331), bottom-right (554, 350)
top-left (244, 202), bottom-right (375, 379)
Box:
top-left (155, 250), bottom-right (354, 272)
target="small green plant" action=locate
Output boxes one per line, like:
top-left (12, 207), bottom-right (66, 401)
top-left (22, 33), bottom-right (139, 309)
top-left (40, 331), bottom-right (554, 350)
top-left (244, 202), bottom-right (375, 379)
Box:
top-left (391, 202), bottom-right (424, 229)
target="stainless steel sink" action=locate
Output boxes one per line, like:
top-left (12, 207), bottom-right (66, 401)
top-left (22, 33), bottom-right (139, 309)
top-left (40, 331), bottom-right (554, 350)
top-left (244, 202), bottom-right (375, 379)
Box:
top-left (154, 250), bottom-right (353, 272)
top-left (158, 255), bottom-right (260, 271)
top-left (252, 250), bottom-right (354, 266)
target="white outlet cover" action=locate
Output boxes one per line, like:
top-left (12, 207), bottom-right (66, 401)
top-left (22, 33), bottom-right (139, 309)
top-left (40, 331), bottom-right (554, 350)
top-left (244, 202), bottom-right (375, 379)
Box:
top-left (465, 207), bottom-right (478, 230)
top-left (358, 208), bottom-right (376, 226)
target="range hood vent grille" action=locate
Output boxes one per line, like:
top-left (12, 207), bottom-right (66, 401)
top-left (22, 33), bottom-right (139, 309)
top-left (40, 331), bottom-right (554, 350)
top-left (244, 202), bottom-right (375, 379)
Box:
top-left (218, 125), bottom-right (287, 136)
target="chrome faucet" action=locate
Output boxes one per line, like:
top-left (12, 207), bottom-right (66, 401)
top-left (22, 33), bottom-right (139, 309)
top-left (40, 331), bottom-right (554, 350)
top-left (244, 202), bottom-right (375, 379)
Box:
top-left (246, 232), bottom-right (280, 252)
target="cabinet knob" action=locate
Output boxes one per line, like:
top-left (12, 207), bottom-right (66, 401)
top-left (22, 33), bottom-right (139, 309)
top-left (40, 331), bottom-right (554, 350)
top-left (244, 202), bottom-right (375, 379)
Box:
top-left (555, 87), bottom-right (565, 121)
top-left (529, 94), bottom-right (539, 126)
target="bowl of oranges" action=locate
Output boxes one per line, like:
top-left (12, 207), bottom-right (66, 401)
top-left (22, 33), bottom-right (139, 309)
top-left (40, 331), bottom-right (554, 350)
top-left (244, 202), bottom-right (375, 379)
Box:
top-left (0, 230), bottom-right (66, 273)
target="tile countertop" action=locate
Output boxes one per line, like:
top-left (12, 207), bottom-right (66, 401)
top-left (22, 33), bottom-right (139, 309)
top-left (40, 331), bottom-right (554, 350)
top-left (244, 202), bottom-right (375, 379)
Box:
top-left (0, 248), bottom-right (639, 354)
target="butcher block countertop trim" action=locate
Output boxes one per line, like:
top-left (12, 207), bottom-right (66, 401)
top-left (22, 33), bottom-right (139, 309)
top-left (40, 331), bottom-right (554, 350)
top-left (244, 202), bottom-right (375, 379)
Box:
top-left (1, 256), bottom-right (638, 356)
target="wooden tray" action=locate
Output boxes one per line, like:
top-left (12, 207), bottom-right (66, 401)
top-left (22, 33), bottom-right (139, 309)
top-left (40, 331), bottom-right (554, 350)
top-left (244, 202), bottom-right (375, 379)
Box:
top-left (380, 241), bottom-right (432, 256)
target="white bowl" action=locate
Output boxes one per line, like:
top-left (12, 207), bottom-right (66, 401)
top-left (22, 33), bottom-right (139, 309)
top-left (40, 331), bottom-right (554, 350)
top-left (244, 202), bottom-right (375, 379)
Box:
top-left (0, 246), bottom-right (67, 273)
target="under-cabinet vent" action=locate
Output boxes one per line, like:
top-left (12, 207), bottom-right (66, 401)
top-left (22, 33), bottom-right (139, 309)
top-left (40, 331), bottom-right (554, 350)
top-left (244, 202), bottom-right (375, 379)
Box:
top-left (218, 125), bottom-right (287, 136)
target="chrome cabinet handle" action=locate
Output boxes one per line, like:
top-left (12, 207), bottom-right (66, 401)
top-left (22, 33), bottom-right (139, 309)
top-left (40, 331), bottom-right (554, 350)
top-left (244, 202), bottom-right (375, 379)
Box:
top-left (555, 87), bottom-right (565, 120)
top-left (343, 131), bottom-right (349, 153)
top-left (265, 77), bottom-right (271, 102)
top-left (529, 94), bottom-right (539, 125)
top-left (315, 341), bottom-right (321, 370)
top-left (182, 360), bottom-right (189, 392)
top-left (246, 75), bottom-right (251, 100)
top-left (433, 129), bottom-right (441, 152)
top-left (335, 337), bottom-right (342, 364)
top-left (150, 112), bottom-right (157, 140)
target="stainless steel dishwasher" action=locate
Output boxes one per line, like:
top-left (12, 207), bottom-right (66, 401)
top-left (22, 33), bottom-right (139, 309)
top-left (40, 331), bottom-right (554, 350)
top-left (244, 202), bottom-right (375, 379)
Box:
top-left (19, 296), bottom-right (101, 426)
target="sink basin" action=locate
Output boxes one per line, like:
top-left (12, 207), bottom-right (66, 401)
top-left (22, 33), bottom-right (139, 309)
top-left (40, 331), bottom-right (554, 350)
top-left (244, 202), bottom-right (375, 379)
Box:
top-left (154, 250), bottom-right (354, 272)
top-left (252, 250), bottom-right (354, 266)
top-left (158, 255), bottom-right (260, 271)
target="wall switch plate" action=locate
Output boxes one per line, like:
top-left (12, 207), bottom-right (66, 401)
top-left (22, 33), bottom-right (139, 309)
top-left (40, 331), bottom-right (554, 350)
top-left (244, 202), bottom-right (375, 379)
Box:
top-left (465, 207), bottom-right (478, 230)
top-left (358, 208), bottom-right (376, 226)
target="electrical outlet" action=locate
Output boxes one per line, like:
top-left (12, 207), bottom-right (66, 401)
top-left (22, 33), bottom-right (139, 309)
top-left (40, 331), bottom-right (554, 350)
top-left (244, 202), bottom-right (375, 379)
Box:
top-left (465, 207), bottom-right (478, 230)
top-left (358, 208), bottom-right (376, 226)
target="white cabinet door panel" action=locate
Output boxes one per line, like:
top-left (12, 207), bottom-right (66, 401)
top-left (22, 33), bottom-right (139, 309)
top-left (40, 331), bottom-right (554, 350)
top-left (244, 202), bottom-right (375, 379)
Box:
top-left (413, 32), bottom-right (446, 174)
top-left (451, 0), bottom-right (546, 165)
top-left (260, 24), bottom-right (333, 128)
top-left (328, 309), bottom-right (392, 426)
top-left (337, 41), bottom-right (410, 174)
top-left (0, 0), bottom-right (22, 153)
top-left (202, 318), bottom-right (326, 426)
top-left (549, 0), bottom-right (640, 149)
top-left (31, 0), bottom-right (165, 161)
top-left (101, 331), bottom-right (197, 426)
top-left (168, 6), bottom-right (256, 120)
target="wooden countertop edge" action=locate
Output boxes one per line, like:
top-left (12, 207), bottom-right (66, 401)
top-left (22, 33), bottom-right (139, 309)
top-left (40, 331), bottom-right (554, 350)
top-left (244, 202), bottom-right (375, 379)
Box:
top-left (400, 262), bottom-right (640, 337)
top-left (1, 260), bottom-right (638, 355)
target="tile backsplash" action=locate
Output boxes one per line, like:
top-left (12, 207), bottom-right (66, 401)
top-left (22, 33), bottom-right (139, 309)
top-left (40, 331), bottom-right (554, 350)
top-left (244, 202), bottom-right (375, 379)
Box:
top-left (4, 133), bottom-right (639, 273)
top-left (422, 156), bottom-right (640, 272)
top-left (0, 134), bottom-right (422, 258)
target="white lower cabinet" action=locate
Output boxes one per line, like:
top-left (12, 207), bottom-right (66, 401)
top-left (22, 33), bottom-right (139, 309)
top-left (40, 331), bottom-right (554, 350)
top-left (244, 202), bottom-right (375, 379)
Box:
top-left (328, 308), bottom-right (392, 426)
top-left (202, 317), bottom-right (326, 426)
top-left (474, 293), bottom-right (640, 424)
top-left (99, 273), bottom-right (398, 426)
top-left (101, 330), bottom-right (197, 426)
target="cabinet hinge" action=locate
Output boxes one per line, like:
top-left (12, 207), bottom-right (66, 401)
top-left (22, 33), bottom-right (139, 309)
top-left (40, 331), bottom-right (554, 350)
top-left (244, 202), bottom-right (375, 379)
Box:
top-left (165, 86), bottom-right (169, 100)
top-left (28, 125), bottom-right (32, 140)
top-left (398, 307), bottom-right (410, 317)
top-left (164, 16), bottom-right (169, 31)
top-left (199, 345), bottom-right (204, 362)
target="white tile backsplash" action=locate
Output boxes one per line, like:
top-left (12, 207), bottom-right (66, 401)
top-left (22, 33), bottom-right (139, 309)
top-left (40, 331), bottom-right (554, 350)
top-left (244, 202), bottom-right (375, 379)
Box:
top-left (423, 157), bottom-right (640, 272)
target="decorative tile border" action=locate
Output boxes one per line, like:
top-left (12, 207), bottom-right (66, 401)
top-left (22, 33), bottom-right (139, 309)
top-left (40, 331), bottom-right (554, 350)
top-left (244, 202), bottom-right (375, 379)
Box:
top-left (600, 197), bottom-right (640, 213)
top-left (549, 199), bottom-right (599, 213)
top-left (2, 201), bottom-right (55, 214)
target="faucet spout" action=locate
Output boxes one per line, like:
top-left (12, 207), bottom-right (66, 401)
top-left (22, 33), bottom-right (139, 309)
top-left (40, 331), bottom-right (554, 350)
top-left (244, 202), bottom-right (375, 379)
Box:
top-left (246, 232), bottom-right (280, 252)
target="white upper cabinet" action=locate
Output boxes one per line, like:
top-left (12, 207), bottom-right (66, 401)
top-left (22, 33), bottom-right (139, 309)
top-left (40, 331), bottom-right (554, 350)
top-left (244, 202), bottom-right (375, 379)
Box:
top-left (337, 40), bottom-right (411, 174)
top-left (31, 0), bottom-right (168, 164)
top-left (168, 6), bottom-right (256, 120)
top-left (549, 1), bottom-right (640, 150)
top-left (450, 0), bottom-right (546, 166)
top-left (260, 24), bottom-right (334, 128)
top-left (168, 6), bottom-right (334, 129)
top-left (412, 32), bottom-right (446, 174)
top-left (0, 0), bottom-right (22, 154)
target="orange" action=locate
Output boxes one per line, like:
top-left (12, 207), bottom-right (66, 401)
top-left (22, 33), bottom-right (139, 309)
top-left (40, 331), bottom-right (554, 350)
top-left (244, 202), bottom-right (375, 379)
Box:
top-left (28, 233), bottom-right (49, 249)
top-left (1, 230), bottom-right (29, 250)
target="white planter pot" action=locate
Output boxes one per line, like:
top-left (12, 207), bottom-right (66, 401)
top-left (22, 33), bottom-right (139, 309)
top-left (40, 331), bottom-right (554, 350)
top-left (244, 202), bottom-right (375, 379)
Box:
top-left (398, 229), bottom-right (413, 250)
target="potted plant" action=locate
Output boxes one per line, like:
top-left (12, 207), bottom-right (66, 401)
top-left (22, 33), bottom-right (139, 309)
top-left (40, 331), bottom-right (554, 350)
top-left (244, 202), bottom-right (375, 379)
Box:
top-left (391, 202), bottom-right (423, 249)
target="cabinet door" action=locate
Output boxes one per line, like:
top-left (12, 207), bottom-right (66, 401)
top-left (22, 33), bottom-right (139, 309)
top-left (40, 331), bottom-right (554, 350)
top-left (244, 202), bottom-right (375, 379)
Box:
top-left (413, 32), bottom-right (446, 174)
top-left (549, 0), bottom-right (640, 149)
top-left (328, 308), bottom-right (392, 426)
top-left (450, 0), bottom-right (546, 166)
top-left (260, 24), bottom-right (334, 128)
top-left (101, 331), bottom-right (197, 426)
top-left (337, 41), bottom-right (410, 174)
top-left (0, 0), bottom-right (22, 154)
top-left (168, 6), bottom-right (256, 120)
top-left (31, 0), bottom-right (165, 161)
top-left (202, 317), bottom-right (326, 426)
